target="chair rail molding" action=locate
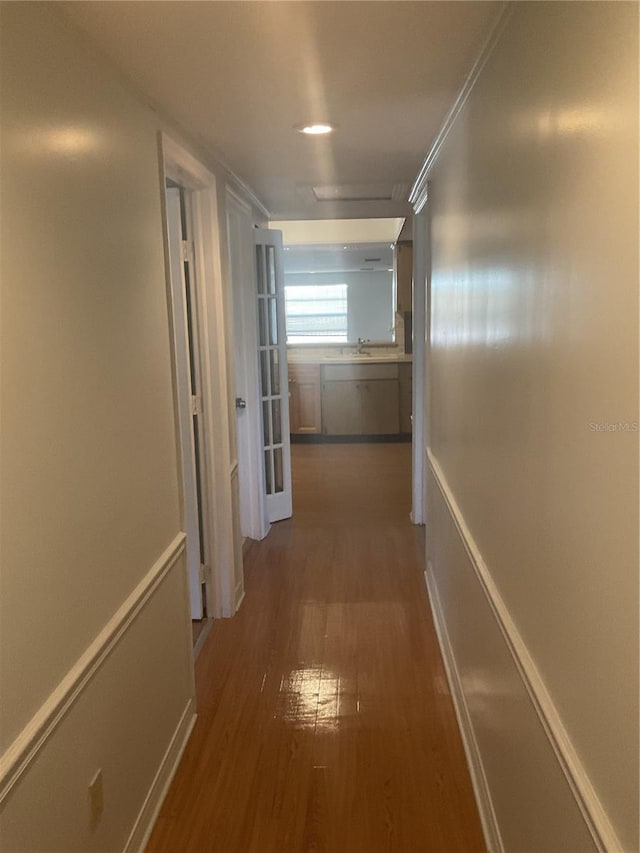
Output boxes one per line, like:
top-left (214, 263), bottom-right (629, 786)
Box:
top-left (0, 533), bottom-right (187, 803)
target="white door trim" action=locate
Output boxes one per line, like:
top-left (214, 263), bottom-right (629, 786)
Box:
top-left (160, 133), bottom-right (236, 619)
top-left (411, 209), bottom-right (427, 525)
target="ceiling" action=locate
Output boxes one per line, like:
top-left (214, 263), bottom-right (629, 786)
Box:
top-left (62, 1), bottom-right (502, 220)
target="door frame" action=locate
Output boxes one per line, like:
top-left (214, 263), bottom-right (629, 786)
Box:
top-left (159, 133), bottom-right (237, 619)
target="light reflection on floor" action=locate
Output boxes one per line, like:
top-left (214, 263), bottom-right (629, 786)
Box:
top-left (277, 666), bottom-right (359, 732)
top-left (274, 601), bottom-right (414, 734)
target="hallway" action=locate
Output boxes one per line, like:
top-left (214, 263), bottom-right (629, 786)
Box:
top-left (146, 444), bottom-right (485, 853)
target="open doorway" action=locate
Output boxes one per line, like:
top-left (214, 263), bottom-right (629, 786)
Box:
top-left (161, 134), bottom-right (243, 656)
top-left (165, 182), bottom-right (209, 643)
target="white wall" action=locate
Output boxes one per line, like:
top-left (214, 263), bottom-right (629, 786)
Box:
top-left (421, 3), bottom-right (638, 851)
top-left (0, 4), bottom-right (251, 849)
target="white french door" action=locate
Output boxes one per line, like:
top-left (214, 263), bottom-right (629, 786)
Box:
top-left (254, 228), bottom-right (292, 522)
top-left (226, 192), bottom-right (270, 542)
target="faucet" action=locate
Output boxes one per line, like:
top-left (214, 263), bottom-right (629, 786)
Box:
top-left (356, 337), bottom-right (370, 354)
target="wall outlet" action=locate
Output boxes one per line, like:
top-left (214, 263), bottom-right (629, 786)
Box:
top-left (88, 769), bottom-right (104, 830)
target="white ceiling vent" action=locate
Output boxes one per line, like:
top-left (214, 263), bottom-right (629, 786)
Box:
top-left (297, 183), bottom-right (410, 204)
top-left (313, 183), bottom-right (392, 202)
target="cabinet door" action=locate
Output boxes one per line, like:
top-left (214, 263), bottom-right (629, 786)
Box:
top-left (396, 241), bottom-right (413, 314)
top-left (322, 380), bottom-right (363, 435)
top-left (290, 364), bottom-right (321, 433)
top-left (361, 380), bottom-right (400, 434)
top-left (398, 363), bottom-right (413, 434)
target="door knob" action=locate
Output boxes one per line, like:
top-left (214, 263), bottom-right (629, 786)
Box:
top-left (235, 397), bottom-right (247, 409)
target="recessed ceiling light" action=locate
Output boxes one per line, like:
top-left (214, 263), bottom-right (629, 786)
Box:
top-left (296, 123), bottom-right (335, 135)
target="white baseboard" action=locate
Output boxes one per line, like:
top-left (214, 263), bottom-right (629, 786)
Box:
top-left (0, 533), bottom-right (187, 803)
top-left (193, 618), bottom-right (214, 659)
top-left (423, 564), bottom-right (504, 853)
top-left (426, 451), bottom-right (621, 853)
top-left (123, 697), bottom-right (196, 853)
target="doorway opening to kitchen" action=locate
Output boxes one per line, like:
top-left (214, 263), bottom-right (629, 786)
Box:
top-left (271, 217), bottom-right (420, 523)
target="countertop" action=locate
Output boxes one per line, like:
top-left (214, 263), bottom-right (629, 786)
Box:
top-left (287, 353), bottom-right (413, 365)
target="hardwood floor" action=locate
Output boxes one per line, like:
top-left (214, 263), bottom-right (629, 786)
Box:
top-left (146, 444), bottom-right (485, 853)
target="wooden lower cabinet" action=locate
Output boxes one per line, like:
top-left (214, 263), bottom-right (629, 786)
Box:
top-left (321, 379), bottom-right (362, 435)
top-left (322, 378), bottom-right (400, 435)
top-left (395, 241), bottom-right (413, 315)
top-left (362, 380), bottom-right (400, 434)
top-left (289, 360), bottom-right (412, 437)
top-left (288, 363), bottom-right (321, 434)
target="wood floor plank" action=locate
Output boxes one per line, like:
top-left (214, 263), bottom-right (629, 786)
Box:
top-left (146, 444), bottom-right (485, 853)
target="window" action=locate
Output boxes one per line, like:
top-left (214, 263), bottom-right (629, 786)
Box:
top-left (284, 284), bottom-right (348, 343)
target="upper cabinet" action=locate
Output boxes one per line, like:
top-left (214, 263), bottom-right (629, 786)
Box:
top-left (395, 241), bottom-right (413, 315)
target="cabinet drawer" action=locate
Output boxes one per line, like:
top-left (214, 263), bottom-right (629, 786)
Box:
top-left (288, 363), bottom-right (320, 383)
top-left (322, 363), bottom-right (398, 381)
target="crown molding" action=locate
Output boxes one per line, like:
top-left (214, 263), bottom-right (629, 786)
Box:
top-left (409, 2), bottom-right (513, 213)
